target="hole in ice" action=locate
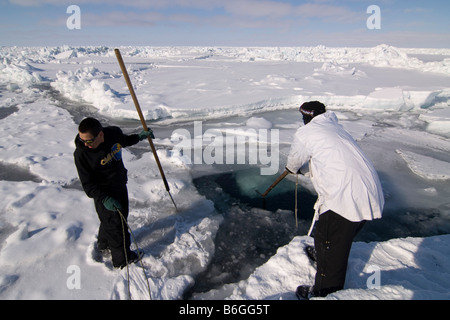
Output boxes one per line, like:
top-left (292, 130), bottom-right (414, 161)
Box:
top-left (0, 162), bottom-right (42, 182)
top-left (186, 167), bottom-right (316, 297)
top-left (0, 106), bottom-right (19, 120)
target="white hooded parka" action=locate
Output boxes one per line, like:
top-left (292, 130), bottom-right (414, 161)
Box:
top-left (286, 111), bottom-right (384, 223)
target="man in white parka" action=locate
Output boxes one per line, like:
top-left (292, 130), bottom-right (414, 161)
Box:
top-left (286, 101), bottom-right (384, 299)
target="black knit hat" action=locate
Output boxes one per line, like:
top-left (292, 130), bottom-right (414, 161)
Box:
top-left (78, 117), bottom-right (103, 136)
top-left (299, 101), bottom-right (326, 124)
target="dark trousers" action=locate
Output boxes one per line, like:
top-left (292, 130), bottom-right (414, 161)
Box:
top-left (94, 185), bottom-right (131, 268)
top-left (313, 210), bottom-right (366, 297)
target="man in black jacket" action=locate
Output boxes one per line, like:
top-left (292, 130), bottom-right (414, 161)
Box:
top-left (74, 117), bottom-right (153, 269)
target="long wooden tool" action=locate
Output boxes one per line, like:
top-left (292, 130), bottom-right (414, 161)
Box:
top-left (115, 48), bottom-right (177, 211)
top-left (259, 170), bottom-right (289, 198)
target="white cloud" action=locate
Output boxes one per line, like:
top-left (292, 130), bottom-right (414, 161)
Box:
top-left (25, 0), bottom-right (362, 29)
top-left (82, 11), bottom-right (165, 27)
top-left (222, 0), bottom-right (293, 18)
top-left (8, 0), bottom-right (221, 9)
top-left (294, 3), bottom-right (361, 22)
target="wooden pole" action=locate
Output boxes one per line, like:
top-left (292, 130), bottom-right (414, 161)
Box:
top-left (115, 48), bottom-right (177, 211)
top-left (259, 170), bottom-right (289, 198)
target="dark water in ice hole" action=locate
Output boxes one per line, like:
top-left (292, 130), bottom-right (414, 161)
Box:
top-left (185, 167), bottom-right (450, 298)
top-left (184, 168), bottom-right (316, 298)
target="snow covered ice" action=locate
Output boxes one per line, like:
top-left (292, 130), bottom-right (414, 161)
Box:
top-left (0, 45), bottom-right (450, 300)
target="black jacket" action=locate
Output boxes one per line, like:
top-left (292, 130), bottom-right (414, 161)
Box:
top-left (74, 126), bottom-right (139, 202)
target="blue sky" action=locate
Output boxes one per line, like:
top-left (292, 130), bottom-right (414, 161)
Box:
top-left (1, 0), bottom-right (449, 47)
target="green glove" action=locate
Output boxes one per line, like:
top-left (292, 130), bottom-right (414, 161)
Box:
top-left (138, 129), bottom-right (155, 141)
top-left (103, 196), bottom-right (122, 212)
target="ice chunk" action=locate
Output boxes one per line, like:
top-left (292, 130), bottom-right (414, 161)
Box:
top-left (246, 117), bottom-right (272, 129)
top-left (396, 149), bottom-right (450, 180)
